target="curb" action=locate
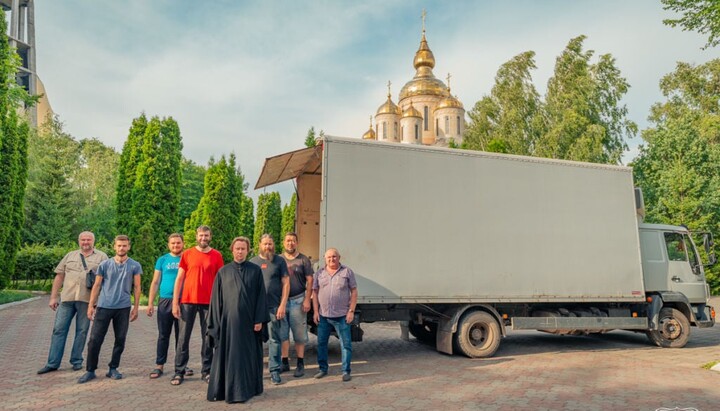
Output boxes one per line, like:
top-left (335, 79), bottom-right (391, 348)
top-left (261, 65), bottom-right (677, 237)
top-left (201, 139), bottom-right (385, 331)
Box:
top-left (0, 295), bottom-right (42, 311)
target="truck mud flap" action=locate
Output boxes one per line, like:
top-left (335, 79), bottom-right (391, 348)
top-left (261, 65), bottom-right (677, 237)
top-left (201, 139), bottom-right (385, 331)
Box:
top-left (512, 316), bottom-right (648, 330)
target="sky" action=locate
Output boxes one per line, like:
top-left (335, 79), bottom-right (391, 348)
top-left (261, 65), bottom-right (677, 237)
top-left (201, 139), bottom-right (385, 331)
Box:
top-left (29, 0), bottom-right (714, 204)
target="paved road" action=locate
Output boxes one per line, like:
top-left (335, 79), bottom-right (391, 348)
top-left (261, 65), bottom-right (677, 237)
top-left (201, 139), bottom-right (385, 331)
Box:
top-left (1, 296), bottom-right (719, 410)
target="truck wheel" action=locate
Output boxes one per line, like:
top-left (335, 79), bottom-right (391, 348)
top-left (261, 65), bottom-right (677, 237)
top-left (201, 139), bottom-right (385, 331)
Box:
top-left (646, 307), bottom-right (691, 348)
top-left (408, 321), bottom-right (437, 344)
top-left (454, 311), bottom-right (501, 358)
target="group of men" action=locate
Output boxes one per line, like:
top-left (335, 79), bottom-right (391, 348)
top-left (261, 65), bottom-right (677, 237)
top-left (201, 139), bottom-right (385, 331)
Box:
top-left (37, 226), bottom-right (358, 404)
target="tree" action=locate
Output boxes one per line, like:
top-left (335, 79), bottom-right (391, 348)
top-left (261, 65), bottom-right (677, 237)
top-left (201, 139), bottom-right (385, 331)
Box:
top-left (253, 192), bottom-right (282, 254)
top-left (74, 138), bottom-right (119, 244)
top-left (115, 114), bottom-right (147, 235)
top-left (305, 127), bottom-right (317, 148)
top-left (127, 116), bottom-right (183, 289)
top-left (464, 51), bottom-right (543, 155)
top-left (184, 154), bottom-right (249, 262)
top-left (0, 10), bottom-right (33, 288)
top-left (239, 195), bottom-right (255, 246)
top-left (178, 158), bottom-right (206, 232)
top-left (632, 59), bottom-right (720, 292)
top-left (538, 36), bottom-right (636, 163)
top-left (280, 193), bottom-right (297, 251)
top-left (23, 117), bottom-right (79, 244)
top-left (662, 0), bottom-right (720, 49)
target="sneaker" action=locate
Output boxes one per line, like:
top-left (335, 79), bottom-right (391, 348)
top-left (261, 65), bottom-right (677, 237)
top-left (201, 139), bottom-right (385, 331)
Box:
top-left (280, 362), bottom-right (290, 373)
top-left (314, 370), bottom-right (327, 379)
top-left (270, 371), bottom-right (282, 385)
top-left (342, 372), bottom-right (352, 382)
top-left (293, 363), bottom-right (305, 378)
top-left (72, 364), bottom-right (83, 371)
top-left (37, 366), bottom-right (58, 375)
top-left (106, 368), bottom-right (123, 380)
top-left (77, 371), bottom-right (96, 384)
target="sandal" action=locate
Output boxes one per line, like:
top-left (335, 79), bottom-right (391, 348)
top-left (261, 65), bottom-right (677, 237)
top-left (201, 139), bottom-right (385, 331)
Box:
top-left (149, 368), bottom-right (163, 379)
top-left (185, 368), bottom-right (194, 377)
top-left (201, 373), bottom-right (210, 383)
top-left (170, 374), bottom-right (184, 386)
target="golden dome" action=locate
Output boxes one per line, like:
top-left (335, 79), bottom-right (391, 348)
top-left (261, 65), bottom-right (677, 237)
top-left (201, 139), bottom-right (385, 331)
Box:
top-left (402, 103), bottom-right (422, 118)
top-left (436, 94), bottom-right (464, 110)
top-left (362, 116), bottom-right (376, 140)
top-left (376, 93), bottom-right (401, 116)
top-left (399, 33), bottom-right (448, 100)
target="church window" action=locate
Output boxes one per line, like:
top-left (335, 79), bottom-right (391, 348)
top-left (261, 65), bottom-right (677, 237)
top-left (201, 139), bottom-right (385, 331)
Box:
top-left (435, 118), bottom-right (439, 136)
top-left (382, 122), bottom-right (387, 139)
top-left (415, 124), bottom-right (419, 140)
top-left (457, 116), bottom-right (460, 135)
top-left (445, 116), bottom-right (449, 134)
top-left (394, 122), bottom-right (398, 140)
top-left (424, 106), bottom-right (429, 130)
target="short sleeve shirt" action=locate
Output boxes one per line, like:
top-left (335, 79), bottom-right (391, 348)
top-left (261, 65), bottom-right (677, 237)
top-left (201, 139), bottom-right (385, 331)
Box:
top-left (96, 257), bottom-right (142, 309)
top-left (55, 249), bottom-right (109, 303)
top-left (283, 253), bottom-right (314, 298)
top-left (179, 247), bottom-right (224, 305)
top-left (250, 254), bottom-right (289, 309)
top-left (155, 253), bottom-right (181, 299)
top-left (313, 264), bottom-right (357, 318)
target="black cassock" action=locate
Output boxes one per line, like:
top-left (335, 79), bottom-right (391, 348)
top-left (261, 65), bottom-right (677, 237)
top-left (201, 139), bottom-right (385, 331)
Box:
top-left (206, 261), bottom-right (268, 403)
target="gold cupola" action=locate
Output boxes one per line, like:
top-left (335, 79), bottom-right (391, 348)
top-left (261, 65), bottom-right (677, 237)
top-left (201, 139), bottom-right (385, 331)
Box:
top-left (402, 101), bottom-right (422, 118)
top-left (362, 116), bottom-right (376, 140)
top-left (436, 74), bottom-right (464, 110)
top-left (399, 16), bottom-right (448, 101)
top-left (376, 81), bottom-right (401, 115)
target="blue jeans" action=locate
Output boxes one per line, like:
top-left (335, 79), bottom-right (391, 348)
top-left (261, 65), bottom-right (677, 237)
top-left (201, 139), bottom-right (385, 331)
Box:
top-left (45, 301), bottom-right (90, 368)
top-left (317, 315), bottom-right (352, 374)
top-left (267, 307), bottom-right (288, 373)
top-left (283, 294), bottom-right (309, 344)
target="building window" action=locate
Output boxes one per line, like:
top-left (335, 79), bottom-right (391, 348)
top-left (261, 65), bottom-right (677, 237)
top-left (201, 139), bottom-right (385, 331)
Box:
top-left (424, 106), bottom-right (428, 131)
top-left (394, 122), bottom-right (398, 140)
top-left (375, 124), bottom-right (378, 137)
top-left (435, 118), bottom-right (439, 136)
top-left (415, 124), bottom-right (419, 140)
top-left (382, 122), bottom-right (387, 139)
top-left (457, 116), bottom-right (460, 135)
top-left (445, 116), bottom-right (449, 134)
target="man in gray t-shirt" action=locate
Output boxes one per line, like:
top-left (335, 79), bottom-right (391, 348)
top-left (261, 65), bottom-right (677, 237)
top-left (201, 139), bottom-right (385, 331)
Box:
top-left (78, 235), bottom-right (142, 384)
top-left (249, 234), bottom-right (289, 385)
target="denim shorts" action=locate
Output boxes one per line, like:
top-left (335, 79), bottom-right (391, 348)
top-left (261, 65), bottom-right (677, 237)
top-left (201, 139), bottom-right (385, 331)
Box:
top-left (282, 294), bottom-right (309, 344)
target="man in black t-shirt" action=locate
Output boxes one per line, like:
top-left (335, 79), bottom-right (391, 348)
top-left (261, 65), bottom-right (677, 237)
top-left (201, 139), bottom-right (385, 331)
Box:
top-left (249, 234), bottom-right (289, 385)
top-left (280, 232), bottom-right (314, 377)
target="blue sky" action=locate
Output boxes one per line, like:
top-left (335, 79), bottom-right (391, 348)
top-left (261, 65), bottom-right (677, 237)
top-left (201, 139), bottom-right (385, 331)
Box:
top-left (32, 0), bottom-right (713, 203)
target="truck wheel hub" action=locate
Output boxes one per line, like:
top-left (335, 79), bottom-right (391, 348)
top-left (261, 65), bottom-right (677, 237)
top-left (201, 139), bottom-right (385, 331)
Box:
top-left (659, 318), bottom-right (681, 340)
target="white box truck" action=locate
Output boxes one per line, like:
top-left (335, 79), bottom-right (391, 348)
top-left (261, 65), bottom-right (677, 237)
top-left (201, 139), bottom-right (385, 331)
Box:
top-left (256, 136), bottom-right (716, 357)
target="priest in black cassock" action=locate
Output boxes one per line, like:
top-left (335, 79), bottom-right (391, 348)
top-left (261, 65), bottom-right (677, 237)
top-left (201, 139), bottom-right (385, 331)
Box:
top-left (206, 236), bottom-right (268, 403)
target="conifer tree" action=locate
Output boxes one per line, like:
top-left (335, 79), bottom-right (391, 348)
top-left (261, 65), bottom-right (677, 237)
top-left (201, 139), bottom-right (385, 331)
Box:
top-left (253, 192), bottom-right (282, 254)
top-left (280, 193), bottom-right (297, 251)
top-left (115, 114), bottom-right (147, 235)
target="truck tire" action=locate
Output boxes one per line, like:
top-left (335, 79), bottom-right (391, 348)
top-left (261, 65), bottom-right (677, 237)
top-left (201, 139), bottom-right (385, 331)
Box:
top-left (454, 311), bottom-right (501, 358)
top-left (408, 321), bottom-right (437, 344)
top-left (646, 307), bottom-right (691, 348)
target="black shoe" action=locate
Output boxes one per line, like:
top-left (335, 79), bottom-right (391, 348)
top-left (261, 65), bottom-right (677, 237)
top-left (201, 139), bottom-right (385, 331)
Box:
top-left (342, 372), bottom-right (352, 382)
top-left (37, 366), bottom-right (58, 375)
top-left (314, 370), bottom-right (327, 379)
top-left (72, 364), bottom-right (83, 371)
top-left (77, 371), bottom-right (96, 384)
top-left (293, 363), bottom-right (305, 378)
top-left (280, 362), bottom-right (290, 373)
top-left (106, 368), bottom-right (123, 380)
top-left (270, 371), bottom-right (282, 385)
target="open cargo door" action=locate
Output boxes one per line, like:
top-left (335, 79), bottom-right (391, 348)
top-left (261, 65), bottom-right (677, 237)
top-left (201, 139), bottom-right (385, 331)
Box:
top-left (255, 144), bottom-right (323, 261)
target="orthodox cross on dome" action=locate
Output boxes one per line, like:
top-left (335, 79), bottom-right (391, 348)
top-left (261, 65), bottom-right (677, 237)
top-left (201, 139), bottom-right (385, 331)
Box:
top-left (446, 73), bottom-right (452, 90)
top-left (387, 80), bottom-right (392, 97)
top-left (421, 9), bottom-right (427, 35)
top-left (368, 115), bottom-right (373, 126)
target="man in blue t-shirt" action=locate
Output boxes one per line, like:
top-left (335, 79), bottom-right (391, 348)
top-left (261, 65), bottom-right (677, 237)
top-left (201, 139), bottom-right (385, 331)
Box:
top-left (146, 233), bottom-right (184, 379)
top-left (78, 235), bottom-right (142, 384)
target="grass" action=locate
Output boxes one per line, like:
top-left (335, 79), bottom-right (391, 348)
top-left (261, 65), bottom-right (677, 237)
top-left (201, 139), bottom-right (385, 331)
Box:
top-left (702, 360), bottom-right (720, 370)
top-left (5, 279), bottom-right (52, 292)
top-left (0, 290), bottom-right (35, 305)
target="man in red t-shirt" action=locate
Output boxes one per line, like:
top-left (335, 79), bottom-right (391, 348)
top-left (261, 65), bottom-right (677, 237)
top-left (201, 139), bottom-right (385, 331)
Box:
top-left (171, 225), bottom-right (224, 385)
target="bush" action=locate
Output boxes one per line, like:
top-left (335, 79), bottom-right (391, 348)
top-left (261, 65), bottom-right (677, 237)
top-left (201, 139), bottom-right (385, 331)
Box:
top-left (0, 290), bottom-right (34, 304)
top-left (12, 243), bottom-right (76, 288)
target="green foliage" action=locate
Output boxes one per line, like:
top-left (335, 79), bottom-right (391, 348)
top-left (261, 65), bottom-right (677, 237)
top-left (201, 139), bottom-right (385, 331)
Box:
top-left (0, 290), bottom-right (34, 305)
top-left (13, 242), bottom-right (76, 286)
top-left (179, 158), bottom-right (206, 232)
top-left (253, 192), bottom-right (282, 254)
top-left (0, 10), bottom-right (32, 289)
top-left (305, 127), bottom-right (318, 148)
top-left (539, 36), bottom-right (636, 163)
top-left (74, 138), bottom-right (119, 244)
top-left (116, 115), bottom-right (183, 290)
top-left (281, 193), bottom-right (297, 252)
top-left (662, 0), bottom-right (720, 49)
top-left (23, 118), bottom-right (78, 244)
top-left (464, 51), bottom-right (543, 155)
top-left (632, 59), bottom-right (720, 293)
top-left (239, 195), bottom-right (255, 247)
top-left (184, 154), bottom-right (249, 261)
